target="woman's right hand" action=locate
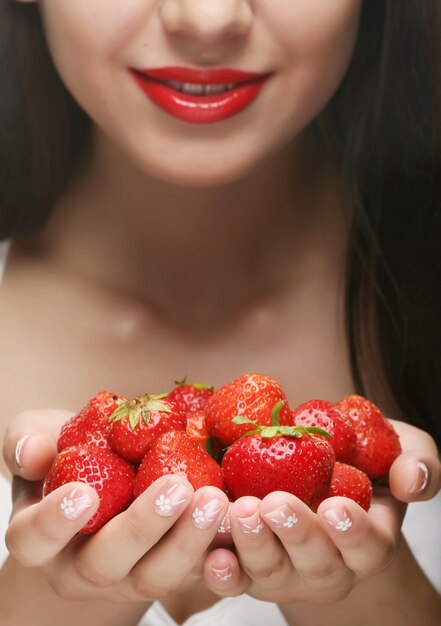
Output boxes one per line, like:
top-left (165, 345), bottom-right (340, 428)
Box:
top-left (2, 409), bottom-right (229, 603)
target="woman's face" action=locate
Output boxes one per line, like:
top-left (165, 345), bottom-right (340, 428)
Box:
top-left (20, 0), bottom-right (363, 186)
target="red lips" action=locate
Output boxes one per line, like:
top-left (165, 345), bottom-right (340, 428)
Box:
top-left (130, 66), bottom-right (273, 124)
top-left (133, 66), bottom-right (271, 85)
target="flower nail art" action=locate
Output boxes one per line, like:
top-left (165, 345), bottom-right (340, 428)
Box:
top-left (322, 508), bottom-right (353, 532)
top-left (192, 498), bottom-right (224, 529)
top-left (264, 503), bottom-right (299, 529)
top-left (335, 517), bottom-right (352, 532)
top-left (154, 480), bottom-right (191, 517)
top-left (238, 510), bottom-right (265, 535)
top-left (60, 488), bottom-right (93, 521)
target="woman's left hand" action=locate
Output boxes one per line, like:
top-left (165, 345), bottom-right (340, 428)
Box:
top-left (203, 420), bottom-right (441, 604)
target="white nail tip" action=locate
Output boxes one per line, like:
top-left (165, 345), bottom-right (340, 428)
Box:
top-left (414, 462), bottom-right (429, 494)
top-left (15, 435), bottom-right (30, 469)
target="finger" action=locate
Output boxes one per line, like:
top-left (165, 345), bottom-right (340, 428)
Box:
top-left (3, 409), bottom-right (74, 479)
top-left (73, 475), bottom-right (194, 588)
top-left (389, 449), bottom-right (441, 503)
top-left (10, 475), bottom-right (46, 521)
top-left (260, 492), bottom-right (349, 587)
top-left (204, 548), bottom-right (250, 597)
top-left (5, 481), bottom-right (99, 567)
top-left (127, 487), bottom-right (229, 601)
top-left (317, 492), bottom-right (403, 576)
top-left (229, 496), bottom-right (292, 589)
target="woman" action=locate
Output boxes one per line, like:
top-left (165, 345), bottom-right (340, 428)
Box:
top-left (0, 1), bottom-right (440, 624)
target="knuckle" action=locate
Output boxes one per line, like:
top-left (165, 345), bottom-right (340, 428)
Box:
top-left (4, 531), bottom-right (33, 567)
top-left (245, 557), bottom-right (287, 583)
top-left (124, 515), bottom-right (155, 545)
top-left (318, 585), bottom-right (353, 604)
top-left (305, 560), bottom-right (342, 582)
top-left (376, 540), bottom-right (398, 572)
top-left (74, 557), bottom-right (114, 589)
top-left (48, 573), bottom-right (82, 601)
top-left (132, 573), bottom-right (176, 600)
top-left (33, 509), bottom-right (63, 545)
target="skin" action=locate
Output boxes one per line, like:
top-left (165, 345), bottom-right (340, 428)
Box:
top-left (1, 0), bottom-right (440, 624)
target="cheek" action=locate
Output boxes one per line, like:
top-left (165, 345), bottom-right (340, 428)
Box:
top-left (38, 1), bottom-right (148, 78)
top-left (268, 0), bottom-right (363, 111)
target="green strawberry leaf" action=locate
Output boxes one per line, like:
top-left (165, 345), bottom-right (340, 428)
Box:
top-left (129, 409), bottom-right (141, 430)
top-left (271, 400), bottom-right (286, 426)
top-left (108, 405), bottom-right (129, 422)
top-left (191, 382), bottom-right (214, 391)
top-left (232, 415), bottom-right (257, 426)
top-left (279, 426), bottom-right (303, 437)
top-left (305, 426), bottom-right (332, 437)
top-left (236, 428), bottom-right (261, 441)
top-left (261, 426), bottom-right (280, 439)
top-left (145, 399), bottom-right (172, 414)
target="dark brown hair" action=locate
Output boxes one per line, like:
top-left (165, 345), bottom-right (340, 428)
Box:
top-left (1, 1), bottom-right (440, 445)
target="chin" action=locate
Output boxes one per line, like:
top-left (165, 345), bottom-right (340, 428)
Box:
top-left (133, 153), bottom-right (262, 189)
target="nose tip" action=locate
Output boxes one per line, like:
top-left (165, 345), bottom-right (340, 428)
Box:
top-left (160, 0), bottom-right (253, 45)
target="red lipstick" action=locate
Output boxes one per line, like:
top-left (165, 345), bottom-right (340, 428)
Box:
top-left (130, 66), bottom-right (273, 124)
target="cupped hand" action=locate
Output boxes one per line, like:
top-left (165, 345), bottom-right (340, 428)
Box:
top-left (203, 420), bottom-right (441, 604)
top-left (2, 410), bottom-right (229, 603)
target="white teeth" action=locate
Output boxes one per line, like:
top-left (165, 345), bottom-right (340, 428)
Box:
top-left (162, 80), bottom-right (237, 95)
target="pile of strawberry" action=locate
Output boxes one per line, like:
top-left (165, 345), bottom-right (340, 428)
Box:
top-left (43, 373), bottom-right (401, 534)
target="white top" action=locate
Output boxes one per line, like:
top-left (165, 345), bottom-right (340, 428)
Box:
top-left (0, 239), bottom-right (440, 626)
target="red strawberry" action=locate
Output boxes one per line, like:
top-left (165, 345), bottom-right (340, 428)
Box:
top-left (43, 445), bottom-right (136, 534)
top-left (291, 399), bottom-right (356, 464)
top-left (134, 430), bottom-right (225, 498)
top-left (58, 391), bottom-right (128, 452)
top-left (205, 373), bottom-right (293, 446)
top-left (221, 403), bottom-right (335, 506)
top-left (107, 393), bottom-right (187, 464)
top-left (312, 462), bottom-right (372, 512)
top-left (186, 410), bottom-right (210, 447)
top-left (336, 395), bottom-right (401, 479)
top-left (186, 410), bottom-right (224, 462)
top-left (167, 377), bottom-right (214, 413)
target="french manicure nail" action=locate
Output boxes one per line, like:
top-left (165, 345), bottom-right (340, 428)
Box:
top-left (409, 462), bottom-right (429, 495)
top-left (211, 565), bottom-right (232, 582)
top-left (15, 435), bottom-right (31, 470)
top-left (263, 503), bottom-right (299, 529)
top-left (60, 488), bottom-right (94, 521)
top-left (322, 507), bottom-right (353, 532)
top-left (154, 479), bottom-right (192, 517)
top-left (192, 497), bottom-right (225, 529)
top-left (238, 510), bottom-right (265, 535)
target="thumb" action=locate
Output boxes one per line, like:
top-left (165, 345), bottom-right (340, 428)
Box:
top-left (2, 409), bottom-right (75, 481)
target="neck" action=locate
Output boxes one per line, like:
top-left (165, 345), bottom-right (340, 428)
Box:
top-left (32, 127), bottom-right (348, 332)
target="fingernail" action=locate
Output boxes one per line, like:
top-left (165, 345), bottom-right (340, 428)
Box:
top-left (153, 478), bottom-right (192, 517)
top-left (409, 462), bottom-right (429, 495)
top-left (192, 496), bottom-right (225, 530)
top-left (263, 503), bottom-right (299, 529)
top-left (217, 509), bottom-right (231, 535)
top-left (211, 565), bottom-right (232, 582)
top-left (15, 435), bottom-right (31, 470)
top-left (238, 510), bottom-right (265, 535)
top-left (322, 507), bottom-right (353, 532)
top-left (60, 487), bottom-right (94, 521)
